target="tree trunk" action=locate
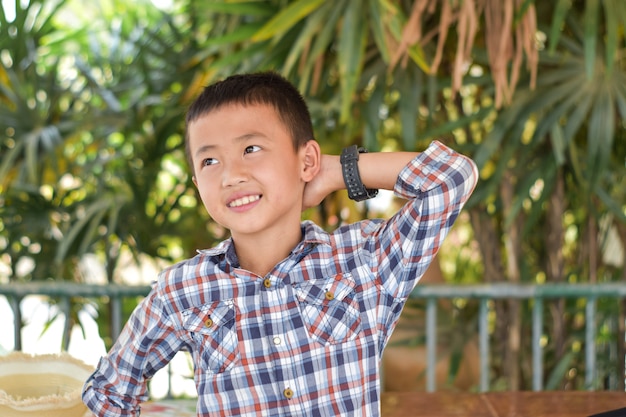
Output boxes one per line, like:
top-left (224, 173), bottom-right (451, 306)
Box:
top-left (501, 172), bottom-right (523, 390)
top-left (546, 170), bottom-right (567, 366)
top-left (469, 207), bottom-right (508, 386)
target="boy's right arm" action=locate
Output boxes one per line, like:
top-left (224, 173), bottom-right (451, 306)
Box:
top-left (83, 290), bottom-right (183, 417)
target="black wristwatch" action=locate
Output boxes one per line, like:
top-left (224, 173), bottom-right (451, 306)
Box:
top-left (340, 145), bottom-right (379, 202)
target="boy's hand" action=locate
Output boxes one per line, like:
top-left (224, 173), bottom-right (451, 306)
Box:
top-left (302, 154), bottom-right (342, 211)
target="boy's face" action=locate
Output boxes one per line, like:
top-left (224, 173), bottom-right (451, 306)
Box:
top-left (189, 103), bottom-right (317, 241)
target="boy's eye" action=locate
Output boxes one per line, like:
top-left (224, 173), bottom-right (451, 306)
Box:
top-left (244, 145), bottom-right (261, 154)
top-left (201, 157), bottom-right (218, 166)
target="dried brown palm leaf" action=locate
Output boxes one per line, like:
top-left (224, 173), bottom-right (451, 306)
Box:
top-left (485, 0), bottom-right (514, 106)
top-left (451, 0), bottom-right (481, 93)
top-left (486, 0), bottom-right (539, 106)
top-left (389, 0), bottom-right (430, 69)
top-left (522, 2), bottom-right (538, 89)
top-left (311, 54), bottom-right (324, 95)
top-left (388, 0), bottom-right (537, 108)
top-left (431, 0), bottom-right (454, 73)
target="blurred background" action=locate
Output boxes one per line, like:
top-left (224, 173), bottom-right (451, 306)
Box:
top-left (0, 0), bottom-right (625, 396)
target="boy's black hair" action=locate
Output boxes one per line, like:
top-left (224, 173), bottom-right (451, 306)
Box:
top-left (185, 71), bottom-right (315, 171)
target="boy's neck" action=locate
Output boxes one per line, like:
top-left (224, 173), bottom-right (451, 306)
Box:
top-left (231, 223), bottom-right (303, 277)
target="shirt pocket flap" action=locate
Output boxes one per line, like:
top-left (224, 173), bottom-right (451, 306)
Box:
top-left (182, 300), bottom-right (235, 336)
top-left (295, 274), bottom-right (356, 306)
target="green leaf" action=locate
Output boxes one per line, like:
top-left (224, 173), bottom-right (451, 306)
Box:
top-left (615, 85), bottom-right (626, 120)
top-left (548, 0), bottom-right (572, 54)
top-left (362, 79), bottom-right (385, 151)
top-left (530, 74), bottom-right (588, 146)
top-left (31, 0), bottom-right (68, 36)
top-left (408, 45), bottom-right (430, 74)
top-left (204, 23), bottom-right (265, 48)
top-left (474, 75), bottom-right (578, 170)
top-left (307, 0), bottom-right (347, 63)
top-left (426, 74), bottom-right (437, 128)
top-left (199, 2), bottom-right (275, 17)
top-left (207, 42), bottom-right (267, 74)
top-left (367, 0), bottom-right (390, 62)
top-left (473, 96), bottom-right (525, 168)
top-left (595, 187), bottom-right (626, 223)
top-left (504, 160), bottom-right (556, 230)
top-left (586, 85), bottom-right (614, 187)
top-left (77, 204), bottom-right (108, 257)
top-left (282, 1), bottom-right (333, 75)
top-left (563, 88), bottom-right (594, 142)
top-left (545, 351), bottom-right (576, 390)
top-left (446, 348), bottom-right (463, 386)
top-left (251, 0), bottom-right (325, 42)
top-left (514, 0), bottom-right (534, 25)
top-left (522, 162), bottom-right (558, 236)
top-left (550, 124), bottom-right (566, 166)
top-left (419, 106), bottom-right (494, 143)
top-left (337, 0), bottom-right (366, 123)
top-left (0, 139), bottom-right (26, 186)
top-left (39, 311), bottom-right (62, 340)
top-left (55, 197), bottom-right (124, 264)
top-left (396, 66), bottom-right (422, 151)
top-left (583, 0), bottom-right (600, 79)
top-left (602, 0), bottom-right (619, 74)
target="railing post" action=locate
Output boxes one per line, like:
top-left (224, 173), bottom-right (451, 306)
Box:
top-left (479, 298), bottom-right (489, 392)
top-left (585, 296), bottom-right (597, 390)
top-left (9, 296), bottom-right (22, 351)
top-left (60, 296), bottom-right (72, 351)
top-left (426, 297), bottom-right (437, 392)
top-left (111, 296), bottom-right (122, 341)
top-left (532, 298), bottom-right (544, 391)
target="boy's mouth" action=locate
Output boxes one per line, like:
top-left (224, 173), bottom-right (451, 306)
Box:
top-left (228, 194), bottom-right (261, 208)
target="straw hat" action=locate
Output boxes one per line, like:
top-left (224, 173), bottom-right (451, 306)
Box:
top-left (0, 351), bottom-right (94, 417)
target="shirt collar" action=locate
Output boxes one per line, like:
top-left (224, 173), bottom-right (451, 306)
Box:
top-left (196, 220), bottom-right (330, 259)
top-left (299, 220), bottom-right (330, 245)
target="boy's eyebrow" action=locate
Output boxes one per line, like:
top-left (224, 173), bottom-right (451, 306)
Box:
top-left (194, 144), bottom-right (215, 157)
top-left (194, 133), bottom-right (263, 157)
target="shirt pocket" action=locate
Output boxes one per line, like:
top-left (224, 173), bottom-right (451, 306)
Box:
top-left (294, 274), bottom-right (362, 346)
top-left (182, 300), bottom-right (239, 374)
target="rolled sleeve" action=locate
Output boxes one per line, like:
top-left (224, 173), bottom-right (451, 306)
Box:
top-left (82, 290), bottom-right (182, 417)
top-left (376, 140), bottom-right (478, 299)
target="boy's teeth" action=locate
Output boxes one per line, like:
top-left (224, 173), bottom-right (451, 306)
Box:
top-left (229, 195), bottom-right (260, 207)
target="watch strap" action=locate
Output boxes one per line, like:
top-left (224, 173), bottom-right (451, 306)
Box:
top-left (340, 145), bottom-right (379, 202)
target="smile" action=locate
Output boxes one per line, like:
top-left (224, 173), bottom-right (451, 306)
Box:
top-left (228, 195), bottom-right (261, 208)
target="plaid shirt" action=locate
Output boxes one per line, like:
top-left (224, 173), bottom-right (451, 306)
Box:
top-left (83, 141), bottom-right (478, 417)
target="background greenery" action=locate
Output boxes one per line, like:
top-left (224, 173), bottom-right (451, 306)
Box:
top-left (1, 0), bottom-right (624, 391)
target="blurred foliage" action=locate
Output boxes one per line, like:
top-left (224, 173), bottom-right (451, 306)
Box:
top-left (0, 0), bottom-right (624, 391)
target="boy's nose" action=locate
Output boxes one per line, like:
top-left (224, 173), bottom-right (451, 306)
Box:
top-left (221, 162), bottom-right (248, 187)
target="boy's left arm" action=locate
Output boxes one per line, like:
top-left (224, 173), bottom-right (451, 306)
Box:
top-left (305, 141), bottom-right (478, 298)
top-left (361, 141), bottom-right (478, 299)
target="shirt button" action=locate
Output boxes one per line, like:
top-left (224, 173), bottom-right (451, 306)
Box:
top-left (204, 318), bottom-right (213, 328)
top-left (263, 278), bottom-right (272, 288)
top-left (273, 337), bottom-right (282, 345)
top-left (325, 291), bottom-right (334, 301)
top-left (283, 388), bottom-right (294, 399)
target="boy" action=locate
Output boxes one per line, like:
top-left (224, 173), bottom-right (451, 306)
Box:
top-left (83, 71), bottom-right (478, 416)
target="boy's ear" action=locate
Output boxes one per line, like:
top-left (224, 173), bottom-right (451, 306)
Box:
top-left (192, 176), bottom-right (198, 187)
top-left (300, 140), bottom-right (321, 182)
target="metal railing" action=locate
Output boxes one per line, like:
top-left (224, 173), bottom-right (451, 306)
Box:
top-left (410, 283), bottom-right (626, 392)
top-left (1, 282), bottom-right (625, 393)
top-left (0, 282), bottom-right (151, 351)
